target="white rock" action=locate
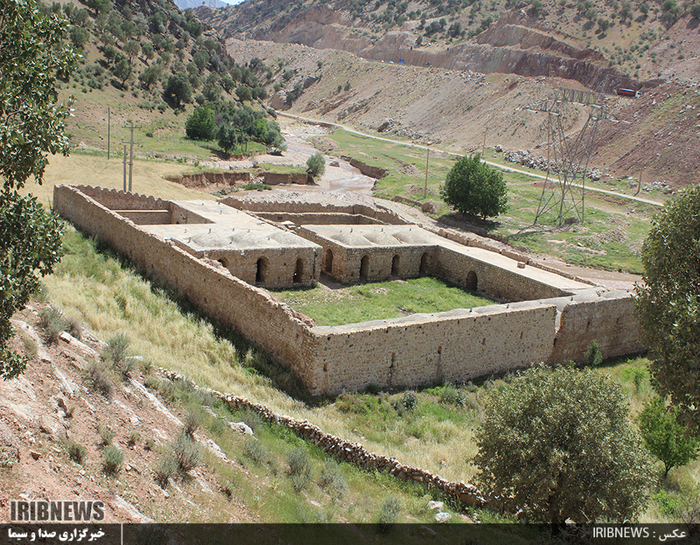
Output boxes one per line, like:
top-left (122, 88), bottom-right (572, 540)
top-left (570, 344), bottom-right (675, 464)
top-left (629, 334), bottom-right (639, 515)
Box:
top-left (428, 500), bottom-right (444, 511)
top-left (434, 512), bottom-right (452, 523)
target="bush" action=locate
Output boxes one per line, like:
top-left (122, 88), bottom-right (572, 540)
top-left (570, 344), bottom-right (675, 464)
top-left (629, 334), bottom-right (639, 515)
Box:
top-left (306, 153), bottom-right (326, 178)
top-left (287, 447), bottom-right (311, 477)
top-left (128, 431), bottom-right (141, 447)
top-left (585, 339), bottom-right (603, 367)
top-left (66, 440), bottom-right (87, 464)
top-left (103, 333), bottom-right (130, 366)
top-left (318, 460), bottom-right (347, 500)
top-left (439, 383), bottom-right (467, 406)
top-left (171, 430), bottom-right (201, 473)
top-left (102, 445), bottom-right (123, 476)
top-left (85, 361), bottom-right (113, 398)
top-left (183, 410), bottom-right (201, 438)
top-left (98, 425), bottom-right (115, 446)
top-left (474, 365), bottom-right (654, 524)
top-left (39, 307), bottom-right (68, 344)
top-left (243, 438), bottom-right (268, 464)
top-left (399, 391), bottom-right (417, 412)
top-left (153, 454), bottom-right (177, 488)
top-left (377, 498), bottom-right (401, 531)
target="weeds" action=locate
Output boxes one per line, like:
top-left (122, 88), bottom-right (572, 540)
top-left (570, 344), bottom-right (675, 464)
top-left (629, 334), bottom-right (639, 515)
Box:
top-left (103, 333), bottom-right (132, 379)
top-left (243, 438), bottom-right (268, 464)
top-left (399, 391), bottom-right (417, 412)
top-left (586, 340), bottom-right (603, 367)
top-left (84, 361), bottom-right (113, 398)
top-left (98, 425), bottom-right (115, 447)
top-left (65, 440), bottom-right (87, 464)
top-left (144, 438), bottom-right (156, 451)
top-left (39, 307), bottom-right (68, 344)
top-left (102, 445), bottom-right (123, 476)
top-left (287, 448), bottom-right (312, 492)
top-left (183, 410), bottom-right (201, 438)
top-left (377, 497), bottom-right (401, 532)
top-left (171, 430), bottom-right (201, 473)
top-left (318, 460), bottom-right (347, 500)
top-left (439, 384), bottom-right (467, 406)
top-left (128, 431), bottom-right (141, 447)
top-left (153, 455), bottom-right (177, 488)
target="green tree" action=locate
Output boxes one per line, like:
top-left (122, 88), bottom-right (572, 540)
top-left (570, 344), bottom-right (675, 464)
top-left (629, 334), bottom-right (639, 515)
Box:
top-left (638, 397), bottom-right (700, 478)
top-left (217, 125), bottom-right (242, 154)
top-left (185, 106), bottom-right (216, 141)
top-left (690, 3), bottom-right (700, 18)
top-left (474, 366), bottom-right (654, 525)
top-left (635, 186), bottom-right (700, 430)
top-left (306, 153), bottom-right (326, 177)
top-left (112, 57), bottom-right (132, 87)
top-left (138, 65), bottom-right (161, 90)
top-left (87, 0), bottom-right (111, 15)
top-left (163, 72), bottom-right (192, 107)
top-left (124, 40), bottom-right (140, 63)
top-left (0, 0), bottom-right (76, 379)
top-left (235, 85), bottom-right (252, 102)
top-left (69, 25), bottom-right (90, 50)
top-left (141, 42), bottom-right (154, 63)
top-left (440, 154), bottom-right (507, 220)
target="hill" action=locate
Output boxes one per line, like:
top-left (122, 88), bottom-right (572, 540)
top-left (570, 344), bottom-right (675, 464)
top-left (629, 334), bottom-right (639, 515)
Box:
top-left (193, 0), bottom-right (700, 186)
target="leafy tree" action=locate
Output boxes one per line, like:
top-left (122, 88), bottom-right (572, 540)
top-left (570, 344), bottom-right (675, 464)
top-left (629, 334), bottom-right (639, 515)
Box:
top-left (474, 366), bottom-right (654, 525)
top-left (235, 85), bottom-right (252, 102)
top-left (306, 154), bottom-right (326, 177)
top-left (638, 397), bottom-right (700, 478)
top-left (138, 65), bottom-right (161, 90)
top-left (141, 42), bottom-right (154, 63)
top-left (185, 106), bottom-right (216, 141)
top-left (69, 26), bottom-right (90, 50)
top-left (0, 0), bottom-right (76, 379)
top-left (163, 72), bottom-right (192, 107)
top-left (635, 186), bottom-right (700, 430)
top-left (112, 57), bottom-right (132, 87)
top-left (124, 40), bottom-right (140, 63)
top-left (103, 45), bottom-right (117, 65)
top-left (440, 154), bottom-right (507, 220)
top-left (87, 0), bottom-right (111, 15)
top-left (691, 3), bottom-right (700, 18)
top-left (217, 125), bottom-right (242, 154)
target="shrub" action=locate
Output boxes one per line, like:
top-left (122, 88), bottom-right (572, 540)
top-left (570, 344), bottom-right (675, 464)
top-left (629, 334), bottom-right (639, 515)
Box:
top-left (377, 498), bottom-right (401, 531)
top-left (66, 440), bottom-right (87, 464)
top-left (400, 391), bottom-right (417, 412)
top-left (102, 445), bottom-right (123, 476)
top-left (98, 425), bottom-right (115, 446)
top-left (585, 339), bottom-right (603, 367)
top-left (440, 154), bottom-right (508, 220)
top-left (439, 383), bottom-right (467, 406)
top-left (153, 454), bottom-right (177, 488)
top-left (243, 438), bottom-right (268, 464)
top-left (318, 460), bottom-right (347, 500)
top-left (85, 361), bottom-right (113, 398)
top-left (288, 448), bottom-right (312, 492)
top-left (144, 438), bottom-right (156, 451)
top-left (103, 333), bottom-right (131, 378)
top-left (39, 307), bottom-right (68, 344)
top-left (239, 409), bottom-right (263, 432)
top-left (474, 365), bottom-right (654, 524)
top-left (171, 430), bottom-right (201, 473)
top-left (183, 410), bottom-right (201, 438)
top-left (128, 431), bottom-right (141, 447)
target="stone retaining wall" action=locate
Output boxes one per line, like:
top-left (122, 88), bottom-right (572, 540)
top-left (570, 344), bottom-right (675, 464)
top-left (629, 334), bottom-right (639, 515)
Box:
top-left (159, 369), bottom-right (487, 508)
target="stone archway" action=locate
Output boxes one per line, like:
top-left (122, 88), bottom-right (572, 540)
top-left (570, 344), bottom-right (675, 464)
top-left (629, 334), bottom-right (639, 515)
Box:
top-left (360, 255), bottom-right (370, 281)
top-left (466, 270), bottom-right (478, 291)
top-left (391, 254), bottom-right (401, 277)
top-left (256, 257), bottom-right (268, 284)
top-left (293, 258), bottom-right (304, 283)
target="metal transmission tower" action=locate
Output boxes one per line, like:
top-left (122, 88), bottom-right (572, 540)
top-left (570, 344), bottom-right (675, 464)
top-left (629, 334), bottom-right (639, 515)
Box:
top-left (523, 84), bottom-right (615, 225)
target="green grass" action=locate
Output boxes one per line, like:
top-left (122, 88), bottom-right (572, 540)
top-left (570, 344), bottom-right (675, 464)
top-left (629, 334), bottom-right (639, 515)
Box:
top-left (256, 162), bottom-right (306, 175)
top-left (272, 277), bottom-right (495, 326)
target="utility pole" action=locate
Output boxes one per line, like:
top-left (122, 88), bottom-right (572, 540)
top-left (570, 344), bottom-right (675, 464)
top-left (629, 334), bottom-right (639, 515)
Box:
top-left (128, 121), bottom-right (134, 192)
top-left (122, 145), bottom-right (127, 191)
top-left (424, 147), bottom-right (430, 198)
top-left (107, 107), bottom-right (111, 160)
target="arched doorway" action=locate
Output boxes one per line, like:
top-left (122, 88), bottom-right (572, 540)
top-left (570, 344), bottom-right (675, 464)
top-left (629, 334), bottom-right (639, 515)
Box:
top-left (255, 257), bottom-right (268, 284)
top-left (324, 249), bottom-right (333, 274)
top-left (419, 253), bottom-right (430, 275)
top-left (293, 258), bottom-right (304, 283)
top-left (391, 254), bottom-right (400, 277)
top-left (466, 270), bottom-right (478, 291)
top-left (360, 255), bottom-right (370, 281)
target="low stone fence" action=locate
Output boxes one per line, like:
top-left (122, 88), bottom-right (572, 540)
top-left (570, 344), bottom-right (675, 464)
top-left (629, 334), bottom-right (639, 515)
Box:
top-left (166, 172), bottom-right (252, 187)
top-left (340, 155), bottom-right (388, 179)
top-left (159, 369), bottom-right (487, 509)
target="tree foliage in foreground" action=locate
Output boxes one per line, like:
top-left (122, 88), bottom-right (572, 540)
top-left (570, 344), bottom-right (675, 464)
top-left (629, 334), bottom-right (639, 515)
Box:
top-left (0, 0), bottom-right (74, 379)
top-left (440, 154), bottom-right (507, 220)
top-left (635, 185), bottom-right (700, 430)
top-left (638, 396), bottom-right (700, 478)
top-left (306, 153), bottom-right (326, 178)
top-left (474, 365), bottom-right (654, 525)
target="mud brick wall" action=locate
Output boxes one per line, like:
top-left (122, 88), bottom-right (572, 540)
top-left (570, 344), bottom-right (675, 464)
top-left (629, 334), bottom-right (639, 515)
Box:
top-left (77, 186), bottom-right (170, 211)
top-left (116, 210), bottom-right (172, 225)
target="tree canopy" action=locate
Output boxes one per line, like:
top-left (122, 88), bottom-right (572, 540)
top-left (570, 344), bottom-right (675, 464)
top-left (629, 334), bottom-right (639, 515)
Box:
top-left (306, 153), bottom-right (325, 178)
top-left (635, 185), bottom-right (700, 430)
top-left (440, 154), bottom-right (507, 220)
top-left (638, 396), bottom-right (700, 478)
top-left (474, 365), bottom-right (654, 525)
top-left (1, 0), bottom-right (75, 379)
top-left (185, 106), bottom-right (216, 141)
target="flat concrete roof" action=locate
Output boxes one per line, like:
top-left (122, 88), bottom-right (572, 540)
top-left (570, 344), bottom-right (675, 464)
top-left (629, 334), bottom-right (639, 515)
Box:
top-left (141, 200), bottom-right (320, 251)
top-left (304, 223), bottom-right (591, 293)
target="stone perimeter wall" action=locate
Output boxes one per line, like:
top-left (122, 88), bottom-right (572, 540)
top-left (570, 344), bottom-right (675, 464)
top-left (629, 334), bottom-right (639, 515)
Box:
top-left (54, 186), bottom-right (644, 396)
